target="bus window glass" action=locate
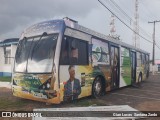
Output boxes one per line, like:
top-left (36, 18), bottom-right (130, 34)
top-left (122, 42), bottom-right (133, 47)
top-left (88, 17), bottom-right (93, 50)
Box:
top-left (15, 38), bottom-right (32, 72)
top-left (121, 47), bottom-right (129, 57)
top-left (142, 53), bottom-right (146, 65)
top-left (146, 54), bottom-right (149, 64)
top-left (137, 52), bottom-right (142, 67)
top-left (111, 47), bottom-right (114, 66)
top-left (92, 52), bottom-right (101, 62)
top-left (121, 47), bottom-right (130, 67)
top-left (78, 40), bottom-right (88, 64)
top-left (60, 36), bottom-right (88, 65)
top-left (60, 37), bottom-right (69, 64)
top-left (92, 38), bottom-right (109, 65)
top-left (27, 34), bottom-right (58, 73)
top-left (15, 34), bottom-right (58, 73)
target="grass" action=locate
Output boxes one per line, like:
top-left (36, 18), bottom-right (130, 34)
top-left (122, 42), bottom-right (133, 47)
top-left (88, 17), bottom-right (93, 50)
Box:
top-left (0, 76), bottom-right (11, 82)
top-left (0, 98), bottom-right (28, 110)
top-left (73, 97), bottom-right (106, 107)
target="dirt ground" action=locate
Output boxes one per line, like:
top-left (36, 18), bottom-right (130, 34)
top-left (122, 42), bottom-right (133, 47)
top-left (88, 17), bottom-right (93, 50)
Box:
top-left (0, 73), bottom-right (160, 120)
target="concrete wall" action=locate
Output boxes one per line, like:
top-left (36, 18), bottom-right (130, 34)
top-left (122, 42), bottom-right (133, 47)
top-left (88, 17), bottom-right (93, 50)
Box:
top-left (150, 64), bottom-right (158, 73)
top-left (11, 44), bottom-right (17, 73)
top-left (0, 47), bottom-right (4, 76)
top-left (0, 45), bottom-right (17, 77)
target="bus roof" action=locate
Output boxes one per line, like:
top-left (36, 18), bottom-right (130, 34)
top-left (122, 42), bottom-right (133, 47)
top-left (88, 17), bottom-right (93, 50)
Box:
top-left (22, 20), bottom-right (65, 39)
top-left (22, 18), bottom-right (149, 55)
top-left (64, 18), bottom-right (150, 55)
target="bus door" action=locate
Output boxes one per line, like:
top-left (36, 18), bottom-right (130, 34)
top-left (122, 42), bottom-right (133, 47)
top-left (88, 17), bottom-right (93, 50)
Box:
top-left (131, 51), bottom-right (136, 83)
top-left (110, 46), bottom-right (120, 89)
top-left (146, 54), bottom-right (149, 78)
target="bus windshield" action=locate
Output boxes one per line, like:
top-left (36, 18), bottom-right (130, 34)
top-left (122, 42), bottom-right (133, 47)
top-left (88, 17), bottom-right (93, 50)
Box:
top-left (15, 34), bottom-right (58, 73)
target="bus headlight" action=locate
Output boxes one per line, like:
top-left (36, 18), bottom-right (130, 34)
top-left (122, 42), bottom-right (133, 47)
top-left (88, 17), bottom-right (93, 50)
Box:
top-left (46, 83), bottom-right (50, 89)
top-left (53, 63), bottom-right (56, 74)
top-left (39, 78), bottom-right (51, 90)
top-left (42, 85), bottom-right (45, 89)
top-left (12, 79), bottom-right (17, 85)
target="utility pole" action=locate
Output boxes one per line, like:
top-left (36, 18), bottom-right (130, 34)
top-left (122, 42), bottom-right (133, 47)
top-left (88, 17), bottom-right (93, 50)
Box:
top-left (148, 20), bottom-right (160, 75)
top-left (133, 0), bottom-right (140, 48)
top-left (110, 14), bottom-right (116, 37)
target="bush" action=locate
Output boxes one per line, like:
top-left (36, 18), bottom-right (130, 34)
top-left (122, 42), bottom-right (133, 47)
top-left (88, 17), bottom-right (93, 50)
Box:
top-left (0, 76), bottom-right (11, 82)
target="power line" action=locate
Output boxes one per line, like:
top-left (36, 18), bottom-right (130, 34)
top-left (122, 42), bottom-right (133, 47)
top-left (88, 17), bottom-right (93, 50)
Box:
top-left (103, 0), bottom-right (132, 24)
top-left (156, 41), bottom-right (160, 47)
top-left (139, 1), bottom-right (160, 44)
top-left (139, 1), bottom-right (160, 21)
top-left (98, 0), bottom-right (153, 44)
top-left (139, 2), bottom-right (156, 21)
top-left (156, 43), bottom-right (160, 49)
top-left (138, 26), bottom-right (152, 39)
top-left (110, 0), bottom-right (132, 22)
top-left (116, 0), bottom-right (134, 18)
top-left (108, 0), bottom-right (153, 40)
top-left (99, 0), bottom-right (160, 54)
top-left (138, 1), bottom-right (160, 38)
top-left (148, 20), bottom-right (160, 65)
top-left (103, 0), bottom-right (153, 43)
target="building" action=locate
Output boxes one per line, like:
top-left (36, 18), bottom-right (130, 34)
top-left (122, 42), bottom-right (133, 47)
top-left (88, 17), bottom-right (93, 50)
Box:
top-left (155, 60), bottom-right (160, 72)
top-left (150, 59), bottom-right (160, 73)
top-left (0, 38), bottom-right (19, 77)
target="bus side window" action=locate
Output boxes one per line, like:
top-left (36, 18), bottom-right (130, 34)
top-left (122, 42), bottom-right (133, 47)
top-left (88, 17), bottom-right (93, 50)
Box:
top-left (70, 48), bottom-right (78, 64)
top-left (60, 36), bottom-right (88, 65)
top-left (137, 52), bottom-right (142, 67)
top-left (78, 40), bottom-right (88, 65)
top-left (60, 37), bottom-right (69, 65)
top-left (70, 39), bottom-right (78, 64)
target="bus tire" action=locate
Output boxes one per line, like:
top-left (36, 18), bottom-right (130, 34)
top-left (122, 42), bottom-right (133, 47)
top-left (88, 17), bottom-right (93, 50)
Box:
top-left (92, 76), bottom-right (103, 98)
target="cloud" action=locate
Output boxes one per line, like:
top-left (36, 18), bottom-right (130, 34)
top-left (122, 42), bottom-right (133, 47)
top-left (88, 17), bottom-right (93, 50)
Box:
top-left (0, 0), bottom-right (99, 37)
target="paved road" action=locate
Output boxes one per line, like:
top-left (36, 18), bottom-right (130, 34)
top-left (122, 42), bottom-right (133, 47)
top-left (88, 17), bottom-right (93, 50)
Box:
top-left (0, 74), bottom-right (160, 120)
top-left (99, 74), bottom-right (160, 109)
top-left (0, 82), bottom-right (11, 89)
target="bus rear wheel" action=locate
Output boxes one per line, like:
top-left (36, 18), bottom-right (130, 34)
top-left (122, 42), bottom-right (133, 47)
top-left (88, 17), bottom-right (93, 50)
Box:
top-left (92, 77), bottom-right (102, 98)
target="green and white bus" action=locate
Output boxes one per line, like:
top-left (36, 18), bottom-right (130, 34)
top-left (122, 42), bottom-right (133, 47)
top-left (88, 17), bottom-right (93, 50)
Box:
top-left (12, 17), bottom-right (150, 104)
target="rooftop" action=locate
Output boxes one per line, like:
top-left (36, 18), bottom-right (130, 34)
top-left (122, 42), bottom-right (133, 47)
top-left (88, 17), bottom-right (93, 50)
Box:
top-left (0, 38), bottom-right (19, 46)
top-left (155, 60), bottom-right (160, 64)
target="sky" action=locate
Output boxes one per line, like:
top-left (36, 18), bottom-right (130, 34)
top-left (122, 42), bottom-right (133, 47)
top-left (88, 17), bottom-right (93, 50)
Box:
top-left (0, 0), bottom-right (160, 59)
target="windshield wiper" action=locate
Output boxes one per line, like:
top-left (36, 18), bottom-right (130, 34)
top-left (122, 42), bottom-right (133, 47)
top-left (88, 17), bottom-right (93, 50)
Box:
top-left (16, 37), bottom-right (27, 58)
top-left (31, 32), bottom-right (47, 60)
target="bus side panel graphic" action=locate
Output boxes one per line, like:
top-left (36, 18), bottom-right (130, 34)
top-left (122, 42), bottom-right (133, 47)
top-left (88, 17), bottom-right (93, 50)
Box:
top-left (120, 47), bottom-right (132, 87)
top-left (59, 64), bottom-right (111, 102)
top-left (12, 73), bottom-right (58, 101)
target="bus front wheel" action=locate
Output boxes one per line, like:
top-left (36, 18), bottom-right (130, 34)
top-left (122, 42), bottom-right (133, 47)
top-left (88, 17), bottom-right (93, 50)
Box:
top-left (92, 77), bottom-right (102, 98)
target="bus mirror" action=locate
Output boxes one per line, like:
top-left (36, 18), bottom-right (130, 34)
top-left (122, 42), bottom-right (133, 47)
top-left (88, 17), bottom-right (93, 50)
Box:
top-left (71, 39), bottom-right (77, 49)
top-left (42, 32), bottom-right (47, 36)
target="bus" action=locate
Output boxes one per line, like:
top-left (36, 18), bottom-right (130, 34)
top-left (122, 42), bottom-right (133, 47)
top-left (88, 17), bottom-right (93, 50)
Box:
top-left (12, 17), bottom-right (150, 104)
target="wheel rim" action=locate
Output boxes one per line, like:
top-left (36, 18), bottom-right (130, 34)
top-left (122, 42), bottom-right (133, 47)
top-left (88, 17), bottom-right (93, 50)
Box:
top-left (139, 76), bottom-right (142, 82)
top-left (138, 75), bottom-right (142, 82)
top-left (95, 81), bottom-right (101, 94)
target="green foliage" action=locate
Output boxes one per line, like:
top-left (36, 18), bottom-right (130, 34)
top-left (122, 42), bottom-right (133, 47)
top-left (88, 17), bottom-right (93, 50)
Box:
top-left (96, 47), bottom-right (101, 52)
top-left (0, 77), bottom-right (11, 82)
top-left (75, 99), bottom-right (106, 106)
top-left (0, 98), bottom-right (27, 109)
